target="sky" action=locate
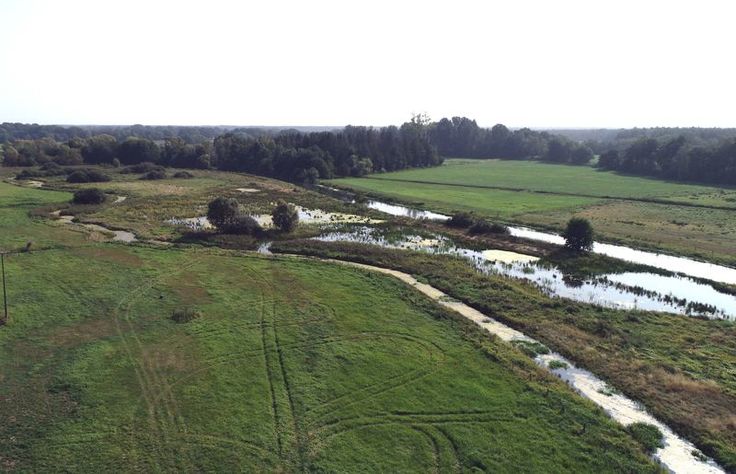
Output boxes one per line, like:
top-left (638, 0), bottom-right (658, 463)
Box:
top-left (1, 0), bottom-right (735, 128)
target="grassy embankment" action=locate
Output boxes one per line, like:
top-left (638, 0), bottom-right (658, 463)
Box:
top-left (270, 239), bottom-right (736, 470)
top-left (0, 181), bottom-right (662, 471)
top-left (330, 159), bottom-right (736, 266)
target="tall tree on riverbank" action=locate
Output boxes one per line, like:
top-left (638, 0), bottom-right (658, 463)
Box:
top-left (563, 217), bottom-right (594, 252)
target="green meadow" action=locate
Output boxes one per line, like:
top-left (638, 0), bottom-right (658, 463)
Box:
top-left (330, 159), bottom-right (736, 265)
top-left (0, 181), bottom-right (659, 471)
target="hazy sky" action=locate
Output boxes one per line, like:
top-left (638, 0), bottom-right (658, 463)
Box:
top-left (1, 0), bottom-right (734, 128)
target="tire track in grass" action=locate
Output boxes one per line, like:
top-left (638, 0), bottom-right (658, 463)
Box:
top-left (272, 287), bottom-right (307, 469)
top-left (111, 256), bottom-right (203, 469)
top-left (243, 262), bottom-right (300, 468)
top-left (306, 333), bottom-right (446, 426)
top-left (413, 424), bottom-right (461, 473)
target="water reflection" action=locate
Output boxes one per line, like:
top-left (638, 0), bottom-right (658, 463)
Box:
top-left (316, 227), bottom-right (736, 320)
top-left (359, 198), bottom-right (736, 286)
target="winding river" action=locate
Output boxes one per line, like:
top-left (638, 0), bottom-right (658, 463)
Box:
top-left (365, 200), bottom-right (736, 286)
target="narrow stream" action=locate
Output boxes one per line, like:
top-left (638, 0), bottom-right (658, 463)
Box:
top-left (311, 257), bottom-right (724, 474)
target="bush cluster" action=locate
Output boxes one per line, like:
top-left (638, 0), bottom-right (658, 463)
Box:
top-left (66, 169), bottom-right (111, 183)
top-left (173, 170), bottom-right (194, 179)
top-left (72, 188), bottom-right (107, 205)
top-left (140, 169), bottom-right (167, 180)
top-left (445, 212), bottom-right (508, 235)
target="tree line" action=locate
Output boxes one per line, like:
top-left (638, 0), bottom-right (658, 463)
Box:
top-left (428, 117), bottom-right (593, 165)
top-left (597, 136), bottom-right (736, 185)
top-left (549, 127), bottom-right (736, 154)
top-left (4, 118), bottom-right (734, 185)
top-left (0, 123), bottom-right (324, 144)
top-left (0, 117), bottom-right (440, 183)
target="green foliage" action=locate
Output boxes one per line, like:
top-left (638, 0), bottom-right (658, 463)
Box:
top-left (271, 200), bottom-right (299, 232)
top-left (66, 169), bottom-right (111, 183)
top-left (548, 360), bottom-right (569, 370)
top-left (445, 211), bottom-right (475, 228)
top-left (118, 137), bottom-right (160, 165)
top-left (224, 214), bottom-right (261, 235)
top-left (81, 134), bottom-right (118, 164)
top-left (72, 188), bottom-right (106, 205)
top-left (206, 196), bottom-right (239, 231)
top-left (468, 219), bottom-right (508, 235)
top-left (563, 217), bottom-right (594, 251)
top-left (627, 423), bottom-right (664, 454)
top-left (597, 135), bottom-right (736, 185)
top-left (511, 340), bottom-right (550, 357)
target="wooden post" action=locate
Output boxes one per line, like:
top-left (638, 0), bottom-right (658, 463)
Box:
top-left (1, 253), bottom-right (8, 324)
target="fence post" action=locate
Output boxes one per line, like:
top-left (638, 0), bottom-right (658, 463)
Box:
top-left (1, 253), bottom-right (8, 324)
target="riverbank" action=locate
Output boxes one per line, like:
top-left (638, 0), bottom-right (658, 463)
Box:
top-left (270, 239), bottom-right (736, 470)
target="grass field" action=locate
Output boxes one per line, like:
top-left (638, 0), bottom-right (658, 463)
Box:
top-left (331, 178), bottom-right (601, 217)
top-left (0, 183), bottom-right (660, 471)
top-left (351, 159), bottom-right (736, 205)
top-left (330, 159), bottom-right (736, 265)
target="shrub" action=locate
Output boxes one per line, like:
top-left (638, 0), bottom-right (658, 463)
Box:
top-left (224, 214), bottom-right (262, 235)
top-left (171, 307), bottom-right (201, 324)
top-left (173, 170), bottom-right (194, 179)
top-left (446, 212), bottom-right (475, 228)
top-left (468, 219), bottom-right (509, 235)
top-left (271, 200), bottom-right (299, 232)
top-left (511, 340), bottom-right (550, 357)
top-left (72, 188), bottom-right (107, 205)
top-left (86, 169), bottom-right (112, 182)
top-left (626, 422), bottom-right (664, 454)
top-left (563, 217), bottom-right (594, 251)
top-left (15, 170), bottom-right (39, 180)
top-left (140, 169), bottom-right (167, 180)
top-left (66, 169), bottom-right (111, 183)
top-left (548, 360), bottom-right (569, 370)
top-left (66, 170), bottom-right (90, 183)
top-left (207, 196), bottom-right (240, 231)
top-left (39, 162), bottom-right (65, 175)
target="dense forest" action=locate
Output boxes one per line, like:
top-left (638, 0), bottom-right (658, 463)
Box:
top-left (597, 137), bottom-right (736, 185)
top-left (428, 117), bottom-right (594, 164)
top-left (0, 118), bottom-right (439, 183)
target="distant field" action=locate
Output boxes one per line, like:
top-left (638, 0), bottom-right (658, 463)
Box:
top-left (329, 178), bottom-right (601, 217)
top-left (330, 159), bottom-right (736, 265)
top-left (353, 159), bottom-right (736, 205)
top-left (0, 182), bottom-right (657, 471)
